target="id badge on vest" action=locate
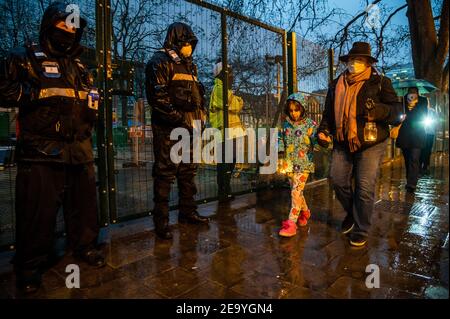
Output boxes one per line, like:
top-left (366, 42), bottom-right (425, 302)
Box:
top-left (42, 61), bottom-right (61, 78)
top-left (88, 88), bottom-right (99, 110)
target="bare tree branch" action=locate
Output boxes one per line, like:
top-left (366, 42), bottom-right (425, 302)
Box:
top-left (332, 0), bottom-right (382, 55)
top-left (288, 0), bottom-right (312, 32)
top-left (375, 4), bottom-right (408, 60)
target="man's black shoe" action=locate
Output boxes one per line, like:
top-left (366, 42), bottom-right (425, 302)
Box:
top-left (341, 216), bottom-right (354, 235)
top-left (16, 270), bottom-right (41, 295)
top-left (155, 225), bottom-right (173, 239)
top-left (349, 233), bottom-right (367, 247)
top-left (75, 248), bottom-right (106, 268)
top-left (179, 212), bottom-right (210, 224)
top-left (154, 217), bottom-right (173, 239)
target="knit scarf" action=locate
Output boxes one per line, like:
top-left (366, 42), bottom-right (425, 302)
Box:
top-left (334, 67), bottom-right (372, 152)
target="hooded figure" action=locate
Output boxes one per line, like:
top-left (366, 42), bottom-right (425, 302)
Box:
top-left (208, 59), bottom-right (245, 202)
top-left (163, 22), bottom-right (198, 62)
top-left (209, 59), bottom-right (244, 133)
top-left (145, 22), bottom-right (209, 240)
top-left (39, 1), bottom-right (87, 57)
top-left (0, 1), bottom-right (95, 164)
top-left (146, 22), bottom-right (204, 129)
top-left (0, 2), bottom-right (104, 294)
top-left (396, 87), bottom-right (428, 191)
top-left (278, 92), bottom-right (317, 175)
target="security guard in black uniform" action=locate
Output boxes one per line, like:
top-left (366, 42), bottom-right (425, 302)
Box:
top-left (145, 22), bottom-right (209, 239)
top-left (0, 2), bottom-right (105, 294)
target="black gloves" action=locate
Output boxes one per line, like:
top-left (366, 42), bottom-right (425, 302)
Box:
top-left (154, 104), bottom-right (184, 125)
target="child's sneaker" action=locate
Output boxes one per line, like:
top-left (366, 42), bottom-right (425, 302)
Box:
top-left (297, 216), bottom-right (308, 227)
top-left (301, 209), bottom-right (311, 220)
top-left (297, 210), bottom-right (310, 226)
top-left (279, 220), bottom-right (297, 237)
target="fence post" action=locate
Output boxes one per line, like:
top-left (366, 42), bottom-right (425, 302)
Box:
top-left (96, 0), bottom-right (117, 225)
top-left (220, 12), bottom-right (230, 198)
top-left (328, 47), bottom-right (335, 84)
top-left (95, 0), bottom-right (109, 226)
top-left (282, 31), bottom-right (288, 96)
top-left (104, 0), bottom-right (118, 224)
top-left (287, 32), bottom-right (297, 95)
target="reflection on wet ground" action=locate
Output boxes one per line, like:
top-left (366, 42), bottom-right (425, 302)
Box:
top-left (0, 154), bottom-right (448, 299)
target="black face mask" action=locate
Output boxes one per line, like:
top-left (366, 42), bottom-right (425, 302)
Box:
top-left (48, 27), bottom-right (76, 53)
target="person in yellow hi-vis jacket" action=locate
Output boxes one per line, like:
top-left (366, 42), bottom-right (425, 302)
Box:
top-left (209, 60), bottom-right (245, 203)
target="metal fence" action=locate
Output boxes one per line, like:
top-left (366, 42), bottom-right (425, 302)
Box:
top-left (98, 0), bottom-right (289, 224)
top-left (296, 38), bottom-right (329, 94)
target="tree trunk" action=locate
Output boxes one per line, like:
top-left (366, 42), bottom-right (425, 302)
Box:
top-left (406, 0), bottom-right (449, 92)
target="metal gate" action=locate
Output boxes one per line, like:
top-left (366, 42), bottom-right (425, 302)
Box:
top-left (98, 0), bottom-right (289, 224)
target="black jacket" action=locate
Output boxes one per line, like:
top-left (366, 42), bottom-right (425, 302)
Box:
top-left (396, 96), bottom-right (428, 149)
top-left (0, 2), bottom-right (96, 164)
top-left (145, 22), bottom-right (205, 129)
top-left (318, 69), bottom-right (403, 152)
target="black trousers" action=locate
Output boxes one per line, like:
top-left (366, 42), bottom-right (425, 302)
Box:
top-left (152, 125), bottom-right (197, 224)
top-left (14, 162), bottom-right (99, 272)
top-left (216, 139), bottom-right (237, 196)
top-left (420, 134), bottom-right (435, 170)
top-left (401, 148), bottom-right (421, 189)
top-left (217, 162), bottom-right (236, 195)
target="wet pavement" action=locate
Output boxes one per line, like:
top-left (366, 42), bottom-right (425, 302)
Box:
top-left (0, 153), bottom-right (448, 299)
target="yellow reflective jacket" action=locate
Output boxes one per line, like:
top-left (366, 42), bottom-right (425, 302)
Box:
top-left (209, 78), bottom-right (244, 137)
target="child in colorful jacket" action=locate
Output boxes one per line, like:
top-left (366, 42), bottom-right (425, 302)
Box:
top-left (278, 92), bottom-right (318, 237)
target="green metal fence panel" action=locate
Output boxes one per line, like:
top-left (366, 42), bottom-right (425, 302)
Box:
top-left (106, 0), bottom-right (289, 223)
top-left (222, 15), bottom-right (286, 194)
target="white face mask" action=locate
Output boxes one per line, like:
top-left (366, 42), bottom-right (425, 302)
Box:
top-left (407, 93), bottom-right (418, 104)
top-left (347, 60), bottom-right (368, 74)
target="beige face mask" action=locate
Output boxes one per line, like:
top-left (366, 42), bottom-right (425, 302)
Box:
top-left (347, 60), bottom-right (368, 74)
top-left (180, 44), bottom-right (193, 57)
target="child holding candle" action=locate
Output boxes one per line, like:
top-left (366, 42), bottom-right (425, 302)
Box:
top-left (277, 92), bottom-right (318, 237)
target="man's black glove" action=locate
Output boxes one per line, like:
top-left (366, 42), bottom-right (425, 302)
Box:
top-left (154, 104), bottom-right (184, 125)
